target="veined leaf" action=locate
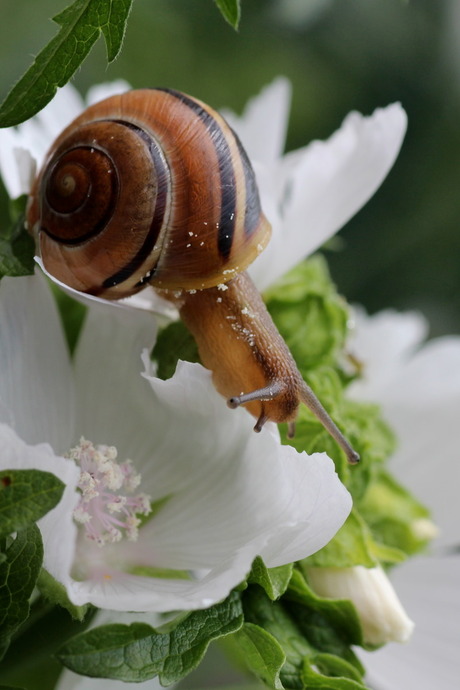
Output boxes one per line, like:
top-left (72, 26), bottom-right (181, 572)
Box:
top-left (214, 0), bottom-right (241, 29)
top-left (0, 0), bottom-right (134, 127)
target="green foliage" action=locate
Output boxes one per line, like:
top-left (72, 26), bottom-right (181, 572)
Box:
top-left (0, 470), bottom-right (64, 539)
top-left (0, 196), bottom-right (34, 279)
top-left (229, 570), bottom-right (368, 689)
top-left (248, 558), bottom-right (293, 601)
top-left (152, 319), bottom-right (200, 380)
top-left (0, 526), bottom-right (43, 661)
top-left (214, 0), bottom-right (241, 29)
top-left (37, 569), bottom-right (89, 622)
top-left (265, 256), bottom-right (349, 372)
top-left (57, 591), bottom-right (244, 683)
top-left (0, 0), bottom-right (134, 127)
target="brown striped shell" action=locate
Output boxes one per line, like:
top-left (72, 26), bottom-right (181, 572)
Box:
top-left (27, 88), bottom-right (272, 299)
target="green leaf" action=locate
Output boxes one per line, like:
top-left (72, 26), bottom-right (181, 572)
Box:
top-left (248, 558), bottom-right (293, 601)
top-left (0, 0), bottom-right (134, 127)
top-left (358, 469), bottom-right (433, 557)
top-left (284, 570), bottom-right (364, 667)
top-left (230, 623), bottom-right (285, 689)
top-left (266, 257), bottom-right (349, 372)
top-left (152, 320), bottom-right (200, 380)
top-left (0, 526), bottom-right (43, 661)
top-left (58, 591), bottom-right (244, 683)
top-left (0, 211), bottom-right (35, 279)
top-left (0, 470), bottom-right (64, 539)
top-left (303, 510), bottom-right (377, 569)
top-left (37, 569), bottom-right (89, 622)
top-left (302, 654), bottom-right (368, 689)
top-left (213, 0), bottom-right (241, 28)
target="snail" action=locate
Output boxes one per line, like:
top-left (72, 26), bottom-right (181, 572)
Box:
top-left (27, 87), bottom-right (359, 464)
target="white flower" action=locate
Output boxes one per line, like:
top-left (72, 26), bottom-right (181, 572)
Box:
top-left (0, 272), bottom-right (351, 612)
top-left (306, 565), bottom-right (414, 646)
top-left (347, 307), bottom-right (460, 690)
top-left (223, 77), bottom-right (407, 292)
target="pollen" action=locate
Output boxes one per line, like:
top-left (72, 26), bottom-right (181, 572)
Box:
top-left (68, 438), bottom-right (151, 547)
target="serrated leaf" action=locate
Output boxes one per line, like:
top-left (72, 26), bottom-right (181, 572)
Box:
top-left (213, 0), bottom-right (241, 28)
top-left (248, 558), bottom-right (293, 600)
top-left (0, 525), bottom-right (43, 661)
top-left (58, 591), bottom-right (244, 684)
top-left (0, 470), bottom-right (64, 538)
top-left (0, 0), bottom-right (134, 127)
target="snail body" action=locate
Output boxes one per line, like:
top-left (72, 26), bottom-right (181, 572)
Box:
top-left (27, 88), bottom-right (359, 464)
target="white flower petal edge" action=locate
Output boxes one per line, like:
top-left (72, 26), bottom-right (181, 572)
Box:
top-left (0, 272), bottom-right (75, 452)
top-left (248, 101), bottom-right (407, 291)
top-left (221, 76), bottom-right (292, 165)
top-left (348, 308), bottom-right (460, 550)
top-left (360, 555), bottom-right (460, 690)
top-left (0, 423), bottom-right (81, 587)
top-left (306, 565), bottom-right (414, 646)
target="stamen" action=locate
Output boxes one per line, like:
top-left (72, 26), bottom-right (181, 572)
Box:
top-left (68, 438), bottom-right (151, 547)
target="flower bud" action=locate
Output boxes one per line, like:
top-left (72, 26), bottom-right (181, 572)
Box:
top-left (306, 565), bottom-right (414, 646)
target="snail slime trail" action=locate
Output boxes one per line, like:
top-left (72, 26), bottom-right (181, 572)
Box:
top-left (27, 88), bottom-right (359, 465)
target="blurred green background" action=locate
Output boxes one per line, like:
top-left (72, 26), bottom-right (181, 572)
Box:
top-left (1, 0), bottom-right (459, 337)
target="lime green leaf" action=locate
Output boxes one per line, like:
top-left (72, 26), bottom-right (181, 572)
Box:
top-left (37, 569), bottom-right (89, 622)
top-left (152, 320), bottom-right (200, 380)
top-left (359, 469), bottom-right (433, 556)
top-left (0, 470), bottom-right (64, 539)
top-left (304, 510), bottom-right (377, 569)
top-left (248, 558), bottom-right (293, 600)
top-left (0, 526), bottom-right (43, 661)
top-left (230, 623), bottom-right (285, 689)
top-left (266, 257), bottom-right (349, 371)
top-left (0, 0), bottom-right (134, 127)
top-left (214, 0), bottom-right (241, 28)
top-left (58, 591), bottom-right (244, 683)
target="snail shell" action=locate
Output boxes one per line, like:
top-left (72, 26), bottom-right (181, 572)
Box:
top-left (27, 88), bottom-right (271, 299)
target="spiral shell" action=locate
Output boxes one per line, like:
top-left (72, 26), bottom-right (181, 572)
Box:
top-left (27, 88), bottom-right (271, 299)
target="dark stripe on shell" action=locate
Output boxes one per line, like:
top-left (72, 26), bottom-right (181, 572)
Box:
top-left (233, 132), bottom-right (262, 237)
top-left (102, 121), bottom-right (169, 289)
top-left (157, 87), bottom-right (237, 261)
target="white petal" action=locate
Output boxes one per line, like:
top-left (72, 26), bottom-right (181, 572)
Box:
top-left (250, 103), bottom-right (407, 291)
top-left (222, 77), bottom-right (292, 164)
top-left (348, 309), bottom-right (460, 549)
top-left (347, 307), bottom-right (428, 399)
top-left (0, 273), bottom-right (75, 452)
top-left (307, 565), bottom-right (414, 645)
top-left (0, 423), bottom-right (80, 592)
top-left (0, 125), bottom-right (37, 198)
top-left (67, 360), bottom-right (350, 612)
top-left (72, 299), bottom-right (158, 460)
top-left (18, 84), bottom-right (85, 167)
top-left (85, 79), bottom-right (132, 106)
top-left (360, 555), bottom-right (460, 690)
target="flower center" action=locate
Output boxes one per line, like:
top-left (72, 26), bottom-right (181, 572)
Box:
top-left (68, 438), bottom-right (151, 546)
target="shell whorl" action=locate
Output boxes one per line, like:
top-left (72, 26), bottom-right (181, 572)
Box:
top-left (27, 88), bottom-right (271, 299)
